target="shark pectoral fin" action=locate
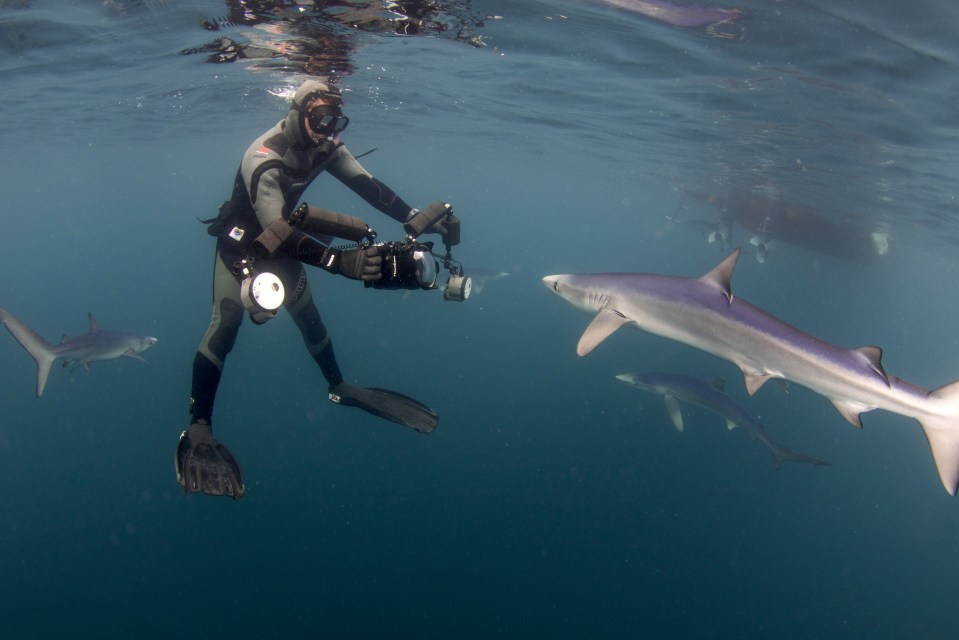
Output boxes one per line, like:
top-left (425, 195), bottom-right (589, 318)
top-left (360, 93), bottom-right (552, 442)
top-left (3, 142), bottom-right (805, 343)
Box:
top-left (830, 398), bottom-right (876, 428)
top-left (124, 353), bottom-right (148, 363)
top-left (80, 360), bottom-right (91, 374)
top-left (662, 395), bottom-right (684, 432)
top-left (741, 368), bottom-right (773, 395)
top-left (576, 308), bottom-right (630, 357)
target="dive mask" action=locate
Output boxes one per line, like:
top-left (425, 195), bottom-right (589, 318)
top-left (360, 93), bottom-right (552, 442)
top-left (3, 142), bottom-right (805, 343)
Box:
top-left (307, 106), bottom-right (349, 136)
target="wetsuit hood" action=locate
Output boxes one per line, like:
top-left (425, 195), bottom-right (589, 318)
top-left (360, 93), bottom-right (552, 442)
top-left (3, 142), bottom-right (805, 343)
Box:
top-left (284, 80), bottom-right (340, 149)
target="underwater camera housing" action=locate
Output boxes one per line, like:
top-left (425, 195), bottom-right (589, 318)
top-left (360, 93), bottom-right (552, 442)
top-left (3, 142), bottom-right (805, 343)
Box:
top-left (367, 240), bottom-right (471, 301)
top-left (366, 202), bottom-right (471, 301)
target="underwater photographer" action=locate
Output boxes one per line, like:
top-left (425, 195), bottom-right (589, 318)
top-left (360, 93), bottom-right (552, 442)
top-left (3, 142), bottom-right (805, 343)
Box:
top-left (176, 79), bottom-right (467, 500)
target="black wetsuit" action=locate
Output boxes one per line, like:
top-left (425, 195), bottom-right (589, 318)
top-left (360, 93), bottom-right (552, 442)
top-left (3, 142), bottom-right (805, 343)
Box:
top-left (190, 92), bottom-right (413, 427)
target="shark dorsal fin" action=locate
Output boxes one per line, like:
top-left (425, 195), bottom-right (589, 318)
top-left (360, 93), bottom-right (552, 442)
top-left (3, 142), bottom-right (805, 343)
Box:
top-left (699, 249), bottom-right (740, 303)
top-left (60, 334), bottom-right (70, 345)
top-left (88, 313), bottom-right (99, 332)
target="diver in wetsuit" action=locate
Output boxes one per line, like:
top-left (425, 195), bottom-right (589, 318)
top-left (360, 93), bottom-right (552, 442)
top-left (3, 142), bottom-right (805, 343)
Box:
top-left (175, 79), bottom-right (457, 500)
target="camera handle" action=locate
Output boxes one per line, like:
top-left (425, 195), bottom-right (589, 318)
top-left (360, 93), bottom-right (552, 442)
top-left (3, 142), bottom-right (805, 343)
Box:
top-left (404, 201), bottom-right (452, 239)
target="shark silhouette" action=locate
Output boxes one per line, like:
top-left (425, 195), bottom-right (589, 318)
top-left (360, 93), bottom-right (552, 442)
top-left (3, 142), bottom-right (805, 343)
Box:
top-left (0, 306), bottom-right (157, 396)
top-left (544, 249), bottom-right (959, 495)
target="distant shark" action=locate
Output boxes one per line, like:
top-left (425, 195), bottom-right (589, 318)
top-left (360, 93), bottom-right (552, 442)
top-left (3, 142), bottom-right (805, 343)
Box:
top-left (543, 249), bottom-right (959, 495)
top-left (410, 268), bottom-right (509, 300)
top-left (0, 306), bottom-right (157, 396)
top-left (615, 371), bottom-right (830, 468)
top-left (465, 268), bottom-right (509, 296)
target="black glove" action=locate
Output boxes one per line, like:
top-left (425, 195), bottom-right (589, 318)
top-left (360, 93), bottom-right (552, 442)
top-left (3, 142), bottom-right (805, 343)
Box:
top-left (427, 213), bottom-right (460, 246)
top-left (404, 202), bottom-right (460, 245)
top-left (322, 246), bottom-right (383, 282)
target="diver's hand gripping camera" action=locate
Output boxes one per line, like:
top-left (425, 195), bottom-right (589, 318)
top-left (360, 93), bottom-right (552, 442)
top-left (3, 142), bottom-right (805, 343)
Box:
top-left (236, 200), bottom-right (470, 323)
top-left (369, 201), bottom-right (471, 302)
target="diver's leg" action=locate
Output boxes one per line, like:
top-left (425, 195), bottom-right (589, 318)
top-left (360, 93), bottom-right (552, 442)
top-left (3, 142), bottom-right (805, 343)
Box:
top-left (176, 249), bottom-right (246, 499)
top-left (280, 262), bottom-right (438, 433)
top-left (191, 249), bottom-right (244, 422)
top-left (282, 263), bottom-right (344, 388)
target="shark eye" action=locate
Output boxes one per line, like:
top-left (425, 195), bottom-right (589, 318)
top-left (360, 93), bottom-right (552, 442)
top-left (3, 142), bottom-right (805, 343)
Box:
top-left (552, 282), bottom-right (559, 292)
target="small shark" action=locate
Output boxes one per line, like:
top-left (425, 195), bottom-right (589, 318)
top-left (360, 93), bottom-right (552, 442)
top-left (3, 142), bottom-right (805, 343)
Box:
top-left (410, 268), bottom-right (509, 300)
top-left (465, 268), bottom-right (510, 296)
top-left (543, 249), bottom-right (959, 495)
top-left (0, 306), bottom-right (158, 396)
top-left (615, 371), bottom-right (830, 468)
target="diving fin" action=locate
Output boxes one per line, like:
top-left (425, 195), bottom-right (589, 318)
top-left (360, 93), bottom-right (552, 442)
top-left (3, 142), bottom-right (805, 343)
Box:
top-left (329, 382), bottom-right (438, 433)
top-left (175, 421), bottom-right (245, 500)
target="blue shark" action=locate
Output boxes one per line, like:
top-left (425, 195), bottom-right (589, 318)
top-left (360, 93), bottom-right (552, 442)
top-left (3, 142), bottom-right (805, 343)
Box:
top-left (543, 249), bottom-right (959, 495)
top-left (615, 371), bottom-right (830, 468)
top-left (0, 306), bottom-right (157, 396)
top-left (464, 268), bottom-right (510, 296)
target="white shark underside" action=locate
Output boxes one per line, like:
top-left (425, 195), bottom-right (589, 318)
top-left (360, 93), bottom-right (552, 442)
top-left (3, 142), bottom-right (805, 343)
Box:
top-left (544, 249), bottom-right (959, 495)
top-left (0, 306), bottom-right (157, 396)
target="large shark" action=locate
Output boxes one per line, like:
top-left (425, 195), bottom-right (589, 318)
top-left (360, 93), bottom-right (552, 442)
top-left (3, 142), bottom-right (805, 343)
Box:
top-left (615, 371), bottom-right (830, 468)
top-left (543, 249), bottom-right (959, 495)
top-left (0, 306), bottom-right (158, 396)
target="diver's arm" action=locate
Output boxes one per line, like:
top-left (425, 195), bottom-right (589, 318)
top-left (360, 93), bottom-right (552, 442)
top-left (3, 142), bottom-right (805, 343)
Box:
top-left (243, 160), bottom-right (289, 230)
top-left (326, 146), bottom-right (414, 223)
top-left (252, 218), bottom-right (381, 282)
top-left (326, 146), bottom-right (460, 245)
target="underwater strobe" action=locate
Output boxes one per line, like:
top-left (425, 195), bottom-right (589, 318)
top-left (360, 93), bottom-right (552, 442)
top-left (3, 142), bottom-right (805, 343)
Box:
top-left (444, 271), bottom-right (471, 301)
top-left (235, 257), bottom-right (285, 324)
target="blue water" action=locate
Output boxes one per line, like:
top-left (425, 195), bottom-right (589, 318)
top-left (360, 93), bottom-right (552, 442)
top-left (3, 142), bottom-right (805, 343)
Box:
top-left (2, 0), bottom-right (959, 637)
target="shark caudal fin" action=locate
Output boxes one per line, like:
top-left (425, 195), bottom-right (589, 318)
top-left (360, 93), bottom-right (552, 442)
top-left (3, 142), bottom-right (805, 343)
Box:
top-left (0, 306), bottom-right (57, 397)
top-left (918, 379), bottom-right (959, 495)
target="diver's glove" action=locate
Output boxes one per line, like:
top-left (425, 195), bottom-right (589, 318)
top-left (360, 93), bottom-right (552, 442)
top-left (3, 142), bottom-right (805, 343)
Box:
top-left (175, 420), bottom-right (245, 500)
top-left (320, 246), bottom-right (383, 282)
top-left (404, 202), bottom-right (460, 246)
top-left (427, 212), bottom-right (461, 246)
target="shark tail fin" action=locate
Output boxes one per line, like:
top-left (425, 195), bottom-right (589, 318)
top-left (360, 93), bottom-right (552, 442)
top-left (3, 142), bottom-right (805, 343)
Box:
top-left (0, 307), bottom-right (57, 397)
top-left (919, 379), bottom-right (959, 495)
